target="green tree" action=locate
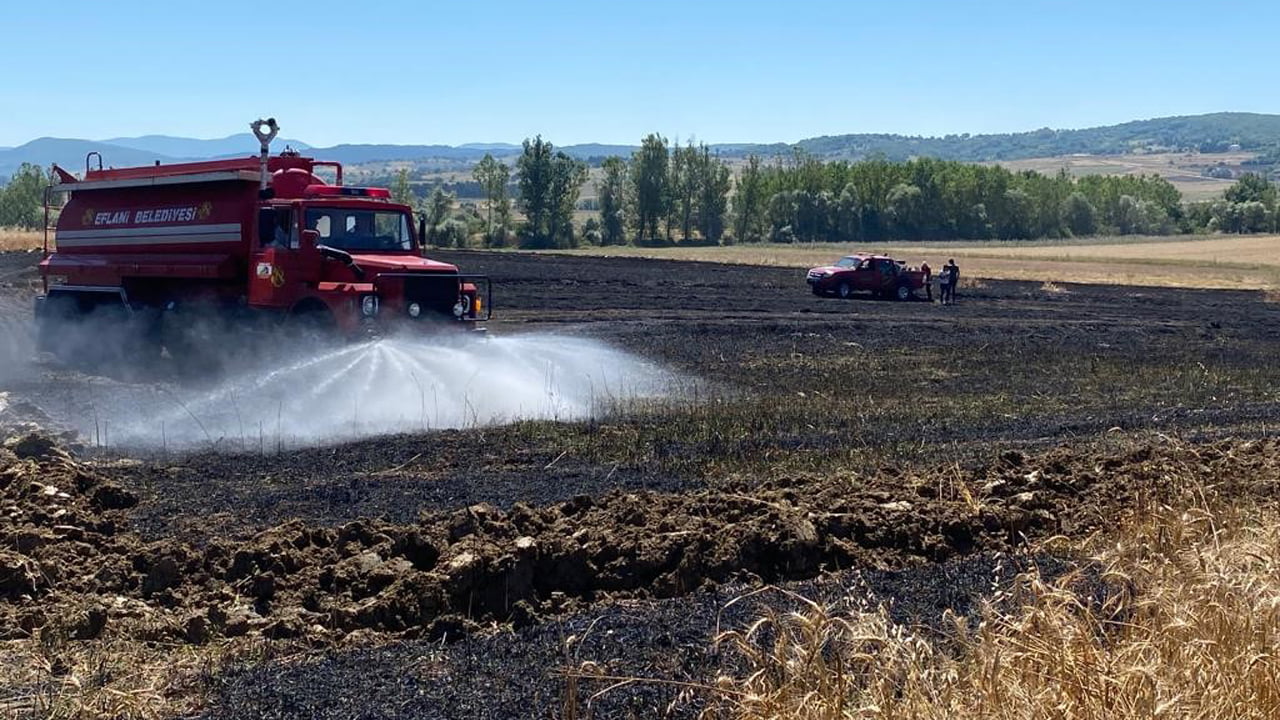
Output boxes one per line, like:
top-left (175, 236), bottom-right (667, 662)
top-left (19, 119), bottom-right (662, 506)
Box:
top-left (1239, 201), bottom-right (1271, 233)
top-left (597, 156), bottom-right (628, 245)
top-left (999, 188), bottom-right (1035, 239)
top-left (733, 155), bottom-right (766, 243)
top-left (834, 183), bottom-right (862, 242)
top-left (695, 146), bottom-right (732, 243)
top-left (886, 183), bottom-right (924, 240)
top-left (422, 186), bottom-right (455, 245)
top-left (473, 153), bottom-right (511, 243)
top-left (391, 168), bottom-right (413, 206)
top-left (545, 152), bottom-right (588, 248)
top-left (630, 134), bottom-right (670, 244)
top-left (581, 217), bottom-right (602, 245)
top-left (0, 164), bottom-right (48, 230)
top-left (1224, 173), bottom-right (1277, 208)
top-left (516, 136), bottom-right (586, 248)
top-left (670, 142), bottom-right (699, 241)
top-left (1060, 192), bottom-right (1097, 236)
top-left (1116, 194), bottom-right (1142, 235)
top-left (516, 137), bottom-right (553, 245)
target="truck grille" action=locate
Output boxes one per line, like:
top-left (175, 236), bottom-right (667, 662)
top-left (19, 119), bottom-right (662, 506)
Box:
top-left (403, 273), bottom-right (460, 315)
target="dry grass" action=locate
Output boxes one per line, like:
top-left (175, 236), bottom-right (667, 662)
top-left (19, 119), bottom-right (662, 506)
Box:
top-left (0, 627), bottom-right (319, 719)
top-left (0, 229), bottom-right (43, 252)
top-left (700, 460), bottom-right (1280, 719)
top-left (0, 635), bottom-right (241, 719)
top-left (544, 235), bottom-right (1280, 290)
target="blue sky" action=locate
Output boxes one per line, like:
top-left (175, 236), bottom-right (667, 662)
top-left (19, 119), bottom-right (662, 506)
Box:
top-left (2, 0), bottom-right (1275, 147)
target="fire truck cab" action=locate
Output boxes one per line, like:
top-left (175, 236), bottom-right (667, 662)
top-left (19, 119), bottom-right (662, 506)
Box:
top-left (35, 119), bottom-right (489, 370)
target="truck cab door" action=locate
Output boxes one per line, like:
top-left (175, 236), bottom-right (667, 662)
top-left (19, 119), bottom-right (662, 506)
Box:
top-left (876, 259), bottom-right (896, 290)
top-left (852, 259), bottom-right (875, 290)
top-left (249, 206), bottom-right (310, 308)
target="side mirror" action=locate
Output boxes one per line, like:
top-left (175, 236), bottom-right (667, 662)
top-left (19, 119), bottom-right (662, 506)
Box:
top-left (257, 208), bottom-right (276, 246)
top-left (417, 214), bottom-right (428, 247)
top-left (317, 243), bottom-right (365, 279)
top-left (301, 229), bottom-right (320, 248)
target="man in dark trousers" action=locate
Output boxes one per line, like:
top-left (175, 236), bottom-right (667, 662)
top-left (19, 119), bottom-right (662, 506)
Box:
top-left (943, 258), bottom-right (960, 304)
top-left (920, 260), bottom-right (933, 302)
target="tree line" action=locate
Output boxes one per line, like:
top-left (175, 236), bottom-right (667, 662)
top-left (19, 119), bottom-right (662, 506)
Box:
top-left (733, 154), bottom-right (1191, 242)
top-left (4, 146), bottom-right (1277, 244)
top-left (460, 133), bottom-right (735, 249)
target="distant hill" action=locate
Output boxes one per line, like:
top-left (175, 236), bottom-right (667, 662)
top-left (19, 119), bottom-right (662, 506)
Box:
top-left (790, 112), bottom-right (1280, 161)
top-left (4, 112), bottom-right (1279, 180)
top-left (102, 133), bottom-right (311, 159)
top-left (318, 144), bottom-right (499, 164)
top-left (0, 138), bottom-right (180, 178)
top-left (458, 142), bottom-right (520, 151)
top-left (558, 144), bottom-right (642, 160)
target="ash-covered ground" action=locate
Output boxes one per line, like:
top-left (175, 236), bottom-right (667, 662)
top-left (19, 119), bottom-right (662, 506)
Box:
top-left (2, 248), bottom-right (1279, 718)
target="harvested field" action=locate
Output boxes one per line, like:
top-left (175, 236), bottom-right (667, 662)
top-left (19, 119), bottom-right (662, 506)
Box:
top-left (0, 230), bottom-right (41, 252)
top-left (543, 235), bottom-right (1280, 290)
top-left (1, 248), bottom-right (1279, 717)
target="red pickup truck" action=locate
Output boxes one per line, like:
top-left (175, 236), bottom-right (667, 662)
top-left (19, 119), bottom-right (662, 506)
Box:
top-left (806, 253), bottom-right (928, 301)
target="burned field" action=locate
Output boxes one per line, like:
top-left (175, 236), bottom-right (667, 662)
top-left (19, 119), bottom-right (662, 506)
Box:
top-left (2, 248), bottom-right (1280, 718)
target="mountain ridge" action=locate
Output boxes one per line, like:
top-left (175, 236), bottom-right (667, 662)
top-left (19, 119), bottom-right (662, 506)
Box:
top-left (3, 112), bottom-right (1277, 179)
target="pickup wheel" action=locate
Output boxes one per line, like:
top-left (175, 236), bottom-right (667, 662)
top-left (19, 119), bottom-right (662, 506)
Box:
top-left (895, 284), bottom-right (913, 301)
top-left (837, 282), bottom-right (852, 299)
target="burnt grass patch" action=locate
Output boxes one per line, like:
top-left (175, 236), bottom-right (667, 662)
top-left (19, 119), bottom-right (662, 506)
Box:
top-left (84, 250), bottom-right (1280, 540)
top-left (3, 249), bottom-right (1280, 716)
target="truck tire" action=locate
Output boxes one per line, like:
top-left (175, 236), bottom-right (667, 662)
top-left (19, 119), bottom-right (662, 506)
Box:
top-left (36, 294), bottom-right (78, 358)
top-left (837, 282), bottom-right (852, 299)
top-left (286, 303), bottom-right (338, 352)
top-left (895, 283), bottom-right (913, 302)
top-left (39, 292), bottom-right (156, 374)
top-left (162, 306), bottom-right (228, 379)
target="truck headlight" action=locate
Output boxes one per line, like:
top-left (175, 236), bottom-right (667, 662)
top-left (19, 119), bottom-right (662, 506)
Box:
top-left (360, 295), bottom-right (379, 317)
top-left (407, 302), bottom-right (422, 318)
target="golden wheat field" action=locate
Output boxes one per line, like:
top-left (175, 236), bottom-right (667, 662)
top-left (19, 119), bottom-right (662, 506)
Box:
top-left (0, 230), bottom-right (42, 252)
top-left (710, 490), bottom-right (1280, 720)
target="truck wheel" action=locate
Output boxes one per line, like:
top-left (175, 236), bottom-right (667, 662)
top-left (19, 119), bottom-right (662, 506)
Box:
top-left (286, 305), bottom-right (338, 351)
top-left (837, 282), bottom-right (852, 299)
top-left (162, 308), bottom-right (227, 379)
top-left (895, 284), bottom-right (912, 301)
top-left (36, 294), bottom-right (79, 358)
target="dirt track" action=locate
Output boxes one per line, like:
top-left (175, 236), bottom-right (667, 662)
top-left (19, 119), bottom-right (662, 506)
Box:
top-left (2, 248), bottom-right (1280, 717)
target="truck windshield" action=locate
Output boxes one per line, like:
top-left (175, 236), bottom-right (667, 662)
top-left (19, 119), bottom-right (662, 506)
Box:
top-left (304, 208), bottom-right (414, 252)
top-left (835, 257), bottom-right (859, 268)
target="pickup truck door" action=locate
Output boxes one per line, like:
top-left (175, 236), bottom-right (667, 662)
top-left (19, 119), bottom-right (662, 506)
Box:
top-left (875, 259), bottom-right (897, 290)
top-left (851, 260), bottom-right (876, 290)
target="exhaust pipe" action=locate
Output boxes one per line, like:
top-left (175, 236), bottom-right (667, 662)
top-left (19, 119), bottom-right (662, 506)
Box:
top-left (250, 118), bottom-right (280, 195)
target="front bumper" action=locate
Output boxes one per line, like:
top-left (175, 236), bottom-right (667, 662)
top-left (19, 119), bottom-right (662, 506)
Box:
top-left (347, 273), bottom-right (492, 335)
top-left (806, 272), bottom-right (836, 291)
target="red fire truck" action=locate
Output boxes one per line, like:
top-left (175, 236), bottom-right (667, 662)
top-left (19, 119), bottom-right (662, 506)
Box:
top-left (35, 119), bottom-right (489, 370)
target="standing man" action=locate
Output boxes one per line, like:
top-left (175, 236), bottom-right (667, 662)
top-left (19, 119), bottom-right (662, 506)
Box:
top-left (944, 258), bottom-right (960, 305)
top-left (920, 260), bottom-right (933, 302)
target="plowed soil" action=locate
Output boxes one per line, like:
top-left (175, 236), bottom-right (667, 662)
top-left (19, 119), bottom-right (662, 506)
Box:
top-left (2, 248), bottom-right (1279, 718)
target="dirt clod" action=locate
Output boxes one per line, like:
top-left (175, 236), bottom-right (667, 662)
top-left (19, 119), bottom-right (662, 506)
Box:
top-left (3, 428), bottom-right (1277, 649)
